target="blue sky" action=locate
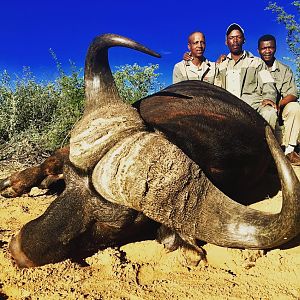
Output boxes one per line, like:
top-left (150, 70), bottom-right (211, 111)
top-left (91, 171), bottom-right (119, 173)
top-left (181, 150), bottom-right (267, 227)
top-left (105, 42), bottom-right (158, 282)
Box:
top-left (0, 0), bottom-right (297, 86)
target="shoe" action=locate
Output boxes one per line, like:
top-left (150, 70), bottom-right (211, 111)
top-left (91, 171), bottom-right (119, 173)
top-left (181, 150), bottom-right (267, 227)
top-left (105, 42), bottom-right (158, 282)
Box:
top-left (286, 151), bottom-right (300, 166)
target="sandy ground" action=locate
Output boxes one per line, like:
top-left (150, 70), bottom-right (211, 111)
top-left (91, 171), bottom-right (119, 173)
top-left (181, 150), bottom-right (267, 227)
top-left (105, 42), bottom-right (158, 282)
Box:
top-left (0, 164), bottom-right (300, 300)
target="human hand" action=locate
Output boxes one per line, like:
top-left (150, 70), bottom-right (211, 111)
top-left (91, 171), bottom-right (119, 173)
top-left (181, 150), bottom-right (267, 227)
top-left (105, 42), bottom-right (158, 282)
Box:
top-left (183, 52), bottom-right (192, 61)
top-left (262, 99), bottom-right (277, 110)
top-left (216, 54), bottom-right (226, 64)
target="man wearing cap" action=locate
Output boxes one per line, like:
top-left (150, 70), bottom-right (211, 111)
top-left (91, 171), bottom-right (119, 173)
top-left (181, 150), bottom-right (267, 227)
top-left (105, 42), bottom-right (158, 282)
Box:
top-left (258, 34), bottom-right (300, 165)
top-left (214, 23), bottom-right (278, 130)
top-left (173, 31), bottom-right (216, 84)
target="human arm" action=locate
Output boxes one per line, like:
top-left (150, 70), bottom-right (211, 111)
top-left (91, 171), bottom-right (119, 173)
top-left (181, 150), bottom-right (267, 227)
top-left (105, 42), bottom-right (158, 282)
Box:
top-left (278, 66), bottom-right (298, 110)
top-left (261, 99), bottom-right (277, 110)
top-left (183, 52), bottom-right (192, 61)
top-left (278, 94), bottom-right (297, 109)
top-left (216, 54), bottom-right (226, 64)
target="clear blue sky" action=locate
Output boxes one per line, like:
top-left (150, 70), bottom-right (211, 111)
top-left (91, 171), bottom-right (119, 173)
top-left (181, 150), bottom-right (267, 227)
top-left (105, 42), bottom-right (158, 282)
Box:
top-left (0, 0), bottom-right (297, 86)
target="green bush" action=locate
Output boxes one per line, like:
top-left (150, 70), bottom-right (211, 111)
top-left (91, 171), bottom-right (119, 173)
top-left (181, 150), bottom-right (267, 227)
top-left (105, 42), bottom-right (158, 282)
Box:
top-left (0, 63), bottom-right (85, 162)
top-left (266, 1), bottom-right (300, 89)
top-left (113, 63), bottom-right (164, 104)
top-left (0, 56), bottom-right (163, 163)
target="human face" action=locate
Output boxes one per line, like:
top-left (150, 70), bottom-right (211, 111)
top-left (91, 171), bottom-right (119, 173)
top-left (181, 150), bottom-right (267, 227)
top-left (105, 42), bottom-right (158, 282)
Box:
top-left (188, 32), bottom-right (206, 59)
top-left (226, 29), bottom-right (244, 55)
top-left (258, 40), bottom-right (276, 65)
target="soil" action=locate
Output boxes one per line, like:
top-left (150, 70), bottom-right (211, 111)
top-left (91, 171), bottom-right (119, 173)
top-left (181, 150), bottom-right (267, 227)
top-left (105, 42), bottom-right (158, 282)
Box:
top-left (0, 163), bottom-right (300, 300)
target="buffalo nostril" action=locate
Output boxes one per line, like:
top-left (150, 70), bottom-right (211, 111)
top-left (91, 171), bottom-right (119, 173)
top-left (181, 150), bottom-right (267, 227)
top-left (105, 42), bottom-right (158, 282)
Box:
top-left (9, 233), bottom-right (36, 268)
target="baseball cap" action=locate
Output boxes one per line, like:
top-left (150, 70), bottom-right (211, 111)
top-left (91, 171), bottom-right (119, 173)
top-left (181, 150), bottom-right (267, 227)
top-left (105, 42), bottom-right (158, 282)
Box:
top-left (226, 23), bottom-right (244, 36)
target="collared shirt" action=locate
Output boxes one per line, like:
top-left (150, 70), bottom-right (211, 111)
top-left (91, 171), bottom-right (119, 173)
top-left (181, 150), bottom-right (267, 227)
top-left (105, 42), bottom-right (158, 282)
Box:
top-left (215, 51), bottom-right (277, 110)
top-left (172, 58), bottom-right (216, 84)
top-left (268, 59), bottom-right (298, 103)
top-left (225, 51), bottom-right (248, 98)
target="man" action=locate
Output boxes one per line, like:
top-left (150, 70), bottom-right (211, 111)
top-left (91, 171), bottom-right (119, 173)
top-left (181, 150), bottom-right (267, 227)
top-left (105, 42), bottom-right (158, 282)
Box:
top-left (173, 31), bottom-right (216, 84)
top-left (258, 34), bottom-right (300, 165)
top-left (214, 23), bottom-right (278, 130)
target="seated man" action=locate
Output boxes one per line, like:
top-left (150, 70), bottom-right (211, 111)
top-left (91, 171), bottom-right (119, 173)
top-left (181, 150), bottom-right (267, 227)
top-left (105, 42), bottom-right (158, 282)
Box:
top-left (258, 34), bottom-right (300, 165)
top-left (173, 31), bottom-right (216, 84)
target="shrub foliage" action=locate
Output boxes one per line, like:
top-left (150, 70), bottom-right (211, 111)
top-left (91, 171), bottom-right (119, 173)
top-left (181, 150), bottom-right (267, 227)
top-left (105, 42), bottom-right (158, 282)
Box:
top-left (0, 58), bottom-right (163, 162)
top-left (266, 1), bottom-right (300, 89)
top-left (113, 63), bottom-right (163, 104)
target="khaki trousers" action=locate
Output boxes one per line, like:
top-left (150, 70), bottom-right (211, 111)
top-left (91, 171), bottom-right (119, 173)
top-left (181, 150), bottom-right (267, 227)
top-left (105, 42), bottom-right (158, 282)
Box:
top-left (281, 102), bottom-right (300, 146)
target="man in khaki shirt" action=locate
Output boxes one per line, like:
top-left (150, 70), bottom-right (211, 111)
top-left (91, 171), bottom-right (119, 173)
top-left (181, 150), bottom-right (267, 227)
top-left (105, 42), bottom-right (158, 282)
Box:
top-left (215, 23), bottom-right (278, 130)
top-left (173, 31), bottom-right (216, 84)
top-left (258, 34), bottom-right (300, 165)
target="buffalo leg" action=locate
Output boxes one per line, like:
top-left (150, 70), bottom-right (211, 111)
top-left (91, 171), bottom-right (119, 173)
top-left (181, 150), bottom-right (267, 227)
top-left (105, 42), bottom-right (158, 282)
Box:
top-left (0, 146), bottom-right (69, 198)
top-left (157, 225), bottom-right (207, 265)
top-left (0, 166), bottom-right (44, 197)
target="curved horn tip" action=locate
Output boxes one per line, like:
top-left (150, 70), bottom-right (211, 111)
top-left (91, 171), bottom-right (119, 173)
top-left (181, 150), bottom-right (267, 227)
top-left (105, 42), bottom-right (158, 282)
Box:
top-left (94, 33), bottom-right (161, 58)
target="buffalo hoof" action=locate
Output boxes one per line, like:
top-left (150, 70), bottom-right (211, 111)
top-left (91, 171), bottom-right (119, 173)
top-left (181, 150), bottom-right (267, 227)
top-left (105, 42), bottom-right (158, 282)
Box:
top-left (1, 187), bottom-right (21, 198)
top-left (0, 177), bottom-right (30, 198)
top-left (0, 177), bottom-right (10, 190)
top-left (157, 225), bottom-right (207, 265)
top-left (179, 246), bottom-right (207, 267)
top-left (0, 178), bottom-right (16, 198)
top-left (9, 232), bottom-right (36, 268)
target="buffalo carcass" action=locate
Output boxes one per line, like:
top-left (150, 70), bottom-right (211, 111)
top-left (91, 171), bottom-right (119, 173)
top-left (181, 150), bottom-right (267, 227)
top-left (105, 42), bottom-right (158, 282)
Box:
top-left (7, 34), bottom-right (300, 268)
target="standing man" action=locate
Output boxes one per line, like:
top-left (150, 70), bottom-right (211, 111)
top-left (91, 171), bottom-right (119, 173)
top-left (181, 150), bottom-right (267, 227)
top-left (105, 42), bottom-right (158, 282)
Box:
top-left (215, 23), bottom-right (278, 130)
top-left (258, 34), bottom-right (300, 165)
top-left (173, 31), bottom-right (216, 84)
